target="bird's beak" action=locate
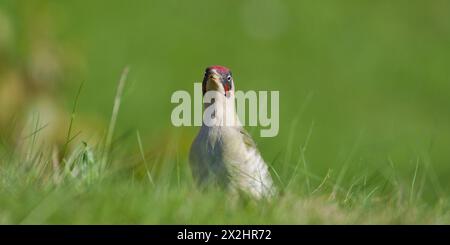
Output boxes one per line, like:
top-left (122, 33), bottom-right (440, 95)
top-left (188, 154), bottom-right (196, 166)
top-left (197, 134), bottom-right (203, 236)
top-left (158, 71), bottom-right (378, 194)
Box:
top-left (208, 72), bottom-right (221, 83)
top-left (205, 70), bottom-right (222, 93)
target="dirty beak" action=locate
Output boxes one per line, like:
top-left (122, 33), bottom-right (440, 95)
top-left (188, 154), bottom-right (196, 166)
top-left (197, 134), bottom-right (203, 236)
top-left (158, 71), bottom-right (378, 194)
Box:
top-left (205, 70), bottom-right (227, 97)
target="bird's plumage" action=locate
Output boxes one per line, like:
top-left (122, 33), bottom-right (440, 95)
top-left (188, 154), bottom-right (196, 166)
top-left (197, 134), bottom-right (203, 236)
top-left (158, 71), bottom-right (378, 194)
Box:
top-left (189, 66), bottom-right (276, 199)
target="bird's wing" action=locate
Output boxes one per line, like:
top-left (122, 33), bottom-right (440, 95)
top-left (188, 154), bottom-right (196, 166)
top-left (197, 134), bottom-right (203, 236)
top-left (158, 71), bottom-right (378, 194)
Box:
top-left (239, 127), bottom-right (257, 149)
top-left (235, 127), bottom-right (277, 198)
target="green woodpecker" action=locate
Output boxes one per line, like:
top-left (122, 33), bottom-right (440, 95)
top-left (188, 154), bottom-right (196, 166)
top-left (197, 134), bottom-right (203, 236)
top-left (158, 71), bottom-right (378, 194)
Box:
top-left (189, 65), bottom-right (276, 199)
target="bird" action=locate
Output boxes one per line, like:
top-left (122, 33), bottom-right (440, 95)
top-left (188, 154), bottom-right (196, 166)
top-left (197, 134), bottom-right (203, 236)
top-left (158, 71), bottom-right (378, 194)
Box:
top-left (189, 65), bottom-right (276, 199)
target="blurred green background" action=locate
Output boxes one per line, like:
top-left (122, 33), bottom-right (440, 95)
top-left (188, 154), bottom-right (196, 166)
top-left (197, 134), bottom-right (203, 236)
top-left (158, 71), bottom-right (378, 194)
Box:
top-left (1, 0), bottom-right (450, 203)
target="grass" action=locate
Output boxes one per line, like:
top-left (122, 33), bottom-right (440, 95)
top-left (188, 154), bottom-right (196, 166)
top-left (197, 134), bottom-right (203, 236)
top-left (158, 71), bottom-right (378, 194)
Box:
top-left (0, 70), bottom-right (449, 225)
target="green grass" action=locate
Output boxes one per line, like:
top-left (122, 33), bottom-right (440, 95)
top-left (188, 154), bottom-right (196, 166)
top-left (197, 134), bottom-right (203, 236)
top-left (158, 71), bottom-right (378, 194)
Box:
top-left (1, 123), bottom-right (450, 224)
top-left (1, 0), bottom-right (450, 224)
top-left (1, 139), bottom-right (449, 224)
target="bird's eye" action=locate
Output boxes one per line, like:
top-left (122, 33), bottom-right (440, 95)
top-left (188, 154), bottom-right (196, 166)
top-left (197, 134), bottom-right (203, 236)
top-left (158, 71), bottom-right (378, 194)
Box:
top-left (227, 75), bottom-right (232, 81)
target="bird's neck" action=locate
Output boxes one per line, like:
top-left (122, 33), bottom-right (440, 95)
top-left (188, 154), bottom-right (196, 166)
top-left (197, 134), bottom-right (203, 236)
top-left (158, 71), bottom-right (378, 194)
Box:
top-left (203, 91), bottom-right (240, 127)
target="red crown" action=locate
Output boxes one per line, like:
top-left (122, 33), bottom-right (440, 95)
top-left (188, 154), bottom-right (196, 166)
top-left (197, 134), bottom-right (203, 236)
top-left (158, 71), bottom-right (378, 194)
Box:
top-left (208, 65), bottom-right (230, 74)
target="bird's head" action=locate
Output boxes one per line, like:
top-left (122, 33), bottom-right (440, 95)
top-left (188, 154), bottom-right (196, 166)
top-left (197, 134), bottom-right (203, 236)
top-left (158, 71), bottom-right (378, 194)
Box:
top-left (202, 65), bottom-right (234, 97)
